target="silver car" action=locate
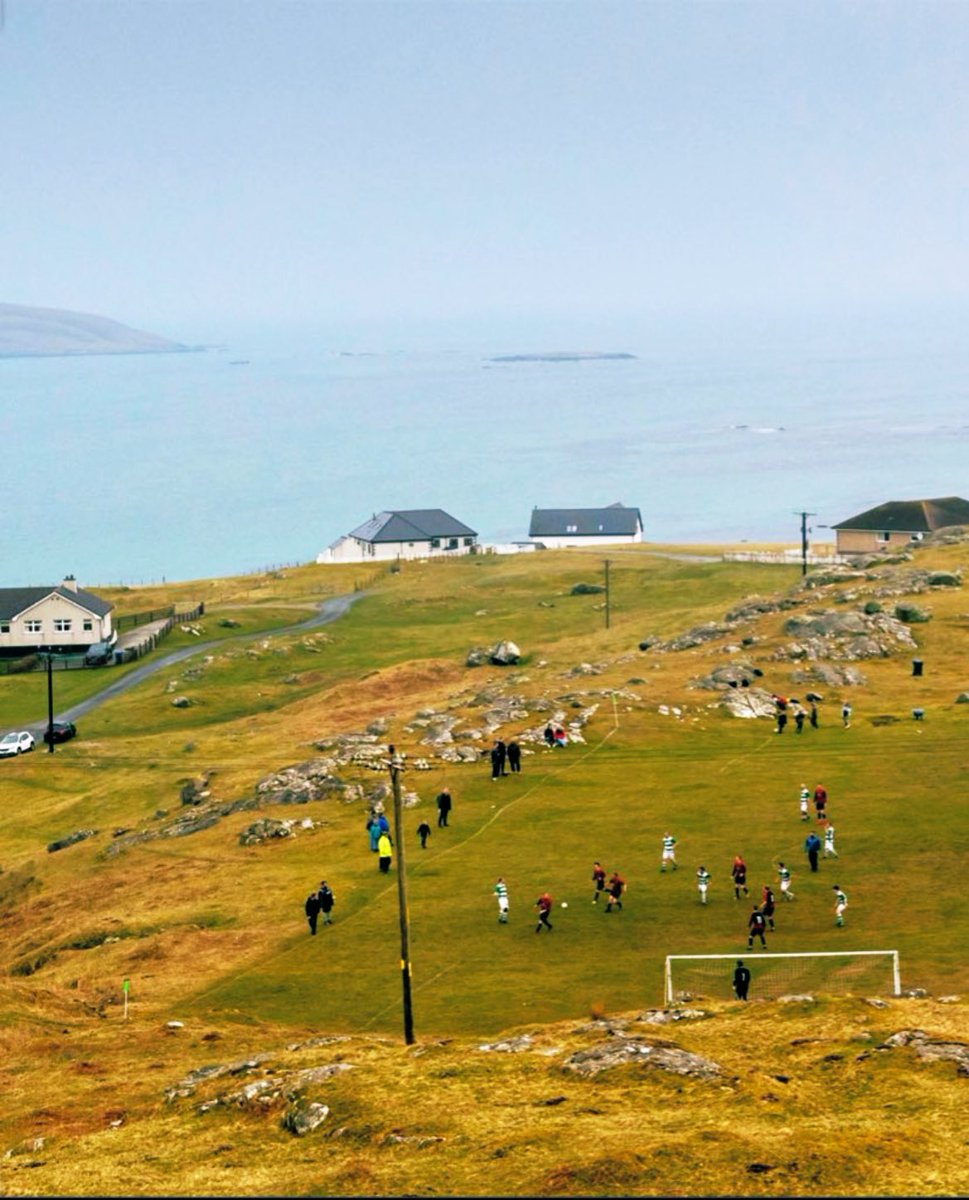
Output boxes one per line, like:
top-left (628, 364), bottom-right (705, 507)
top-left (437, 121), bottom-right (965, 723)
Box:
top-left (0, 731), bottom-right (35, 757)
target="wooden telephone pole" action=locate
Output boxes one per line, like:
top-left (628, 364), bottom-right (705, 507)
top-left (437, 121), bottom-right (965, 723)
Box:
top-left (603, 559), bottom-right (611, 629)
top-left (387, 746), bottom-right (415, 1044)
top-left (795, 511), bottom-right (816, 576)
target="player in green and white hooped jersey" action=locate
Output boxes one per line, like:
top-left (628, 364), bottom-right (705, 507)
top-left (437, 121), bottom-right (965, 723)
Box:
top-left (799, 784), bottom-right (810, 821)
top-left (696, 865), bottom-right (711, 904)
top-left (661, 832), bottom-right (678, 871)
top-left (776, 861), bottom-right (795, 900)
top-left (494, 877), bottom-right (509, 923)
top-left (833, 885), bottom-right (848, 926)
top-left (823, 822), bottom-right (838, 857)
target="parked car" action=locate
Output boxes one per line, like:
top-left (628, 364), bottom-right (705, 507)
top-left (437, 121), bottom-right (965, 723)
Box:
top-left (0, 731), bottom-right (35, 757)
top-left (84, 640), bottom-right (116, 666)
top-left (43, 721), bottom-right (77, 745)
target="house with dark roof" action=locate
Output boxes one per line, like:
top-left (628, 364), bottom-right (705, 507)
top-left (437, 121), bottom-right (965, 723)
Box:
top-left (317, 509), bottom-right (479, 564)
top-left (832, 496), bottom-right (969, 555)
top-left (0, 576), bottom-right (115, 657)
top-left (528, 502), bottom-right (643, 548)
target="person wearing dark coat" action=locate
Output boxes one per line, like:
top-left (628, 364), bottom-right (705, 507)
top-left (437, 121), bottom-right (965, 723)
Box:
top-left (507, 739), bottom-right (522, 773)
top-left (490, 744), bottom-right (502, 780)
top-left (805, 831), bottom-right (822, 873)
top-left (417, 820), bottom-right (432, 848)
top-left (733, 960), bottom-right (751, 1000)
top-left (318, 881), bottom-right (335, 926)
top-left (304, 890), bottom-right (321, 935)
top-left (494, 739), bottom-right (507, 776)
top-left (436, 788), bottom-right (452, 827)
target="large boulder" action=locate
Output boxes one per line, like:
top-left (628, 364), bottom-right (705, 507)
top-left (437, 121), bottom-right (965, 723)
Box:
top-left (489, 640), bottom-right (521, 666)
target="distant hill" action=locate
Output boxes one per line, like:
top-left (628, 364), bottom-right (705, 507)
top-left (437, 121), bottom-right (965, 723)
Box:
top-left (0, 302), bottom-right (192, 358)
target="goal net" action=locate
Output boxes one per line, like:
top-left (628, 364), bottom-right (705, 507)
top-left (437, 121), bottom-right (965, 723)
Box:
top-left (664, 950), bottom-right (901, 1004)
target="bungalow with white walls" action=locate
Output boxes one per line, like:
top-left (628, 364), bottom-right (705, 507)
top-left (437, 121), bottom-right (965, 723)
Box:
top-left (0, 576), bottom-right (115, 657)
top-left (317, 510), bottom-right (479, 564)
top-left (528, 503), bottom-right (643, 548)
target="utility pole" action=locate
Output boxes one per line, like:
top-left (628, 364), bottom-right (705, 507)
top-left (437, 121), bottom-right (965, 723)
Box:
top-left (603, 559), bottom-right (611, 629)
top-left (795, 511), bottom-right (816, 576)
top-left (45, 650), bottom-right (55, 754)
top-left (387, 745), bottom-right (415, 1045)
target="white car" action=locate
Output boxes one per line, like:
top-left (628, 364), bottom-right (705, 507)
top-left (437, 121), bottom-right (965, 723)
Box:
top-left (0, 731), bottom-right (35, 757)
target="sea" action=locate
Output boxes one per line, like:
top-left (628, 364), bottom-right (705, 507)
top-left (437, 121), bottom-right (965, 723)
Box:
top-left (3, 305), bottom-right (968, 589)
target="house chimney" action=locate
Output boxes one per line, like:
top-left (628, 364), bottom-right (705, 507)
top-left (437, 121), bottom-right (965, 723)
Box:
top-left (62, 574), bottom-right (78, 593)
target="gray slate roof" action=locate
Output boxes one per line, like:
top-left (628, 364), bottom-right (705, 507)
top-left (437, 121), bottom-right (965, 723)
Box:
top-left (0, 585), bottom-right (114, 621)
top-left (529, 503), bottom-right (643, 538)
top-left (348, 509), bottom-right (477, 543)
top-left (832, 496), bottom-right (969, 532)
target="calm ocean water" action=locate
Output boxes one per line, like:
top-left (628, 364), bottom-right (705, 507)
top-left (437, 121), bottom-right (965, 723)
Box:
top-left (3, 312), bottom-right (969, 588)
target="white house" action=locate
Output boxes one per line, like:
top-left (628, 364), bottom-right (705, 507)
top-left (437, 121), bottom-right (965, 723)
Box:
top-left (528, 503), bottom-right (644, 548)
top-left (317, 509), bottom-right (479, 564)
top-left (0, 576), bottom-right (115, 657)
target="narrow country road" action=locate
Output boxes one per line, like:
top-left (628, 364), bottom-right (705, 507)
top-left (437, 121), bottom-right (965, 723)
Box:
top-left (16, 592), bottom-right (365, 738)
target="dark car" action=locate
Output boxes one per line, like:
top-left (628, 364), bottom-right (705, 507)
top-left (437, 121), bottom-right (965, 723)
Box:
top-left (84, 641), bottom-right (116, 666)
top-left (43, 721), bottom-right (77, 745)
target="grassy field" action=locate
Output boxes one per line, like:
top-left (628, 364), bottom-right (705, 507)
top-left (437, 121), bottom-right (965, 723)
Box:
top-left (0, 542), bottom-right (967, 1195)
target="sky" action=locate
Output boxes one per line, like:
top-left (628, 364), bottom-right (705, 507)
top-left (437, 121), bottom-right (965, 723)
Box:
top-left (3, 0), bottom-right (969, 345)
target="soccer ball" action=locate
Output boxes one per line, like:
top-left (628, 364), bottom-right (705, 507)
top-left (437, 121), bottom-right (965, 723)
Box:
top-left (560, 901), bottom-right (568, 908)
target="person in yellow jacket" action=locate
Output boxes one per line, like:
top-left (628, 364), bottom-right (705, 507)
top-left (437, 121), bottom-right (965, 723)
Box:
top-left (377, 832), bottom-right (393, 873)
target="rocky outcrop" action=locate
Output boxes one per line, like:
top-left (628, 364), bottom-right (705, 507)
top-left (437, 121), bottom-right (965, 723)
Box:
top-left (774, 609), bottom-right (917, 661)
top-left (878, 1029), bottom-right (969, 1075)
top-left (562, 1038), bottom-right (721, 1079)
top-left (47, 829), bottom-right (98, 853)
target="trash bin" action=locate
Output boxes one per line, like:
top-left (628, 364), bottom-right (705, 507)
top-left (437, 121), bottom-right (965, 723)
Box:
top-left (912, 659), bottom-right (924, 677)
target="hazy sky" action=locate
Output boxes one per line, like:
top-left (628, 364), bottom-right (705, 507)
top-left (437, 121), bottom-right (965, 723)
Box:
top-left (3, 0), bottom-right (969, 342)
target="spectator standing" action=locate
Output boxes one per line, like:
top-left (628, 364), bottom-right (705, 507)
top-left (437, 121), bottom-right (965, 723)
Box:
top-left (417, 820), bottom-right (432, 849)
top-left (377, 832), bottom-right (393, 873)
top-left (507, 739), bottom-right (522, 773)
top-left (318, 881), bottom-right (335, 926)
top-left (842, 702), bottom-right (852, 728)
top-left (304, 889), bottom-right (321, 936)
top-left (733, 960), bottom-right (751, 1000)
top-left (436, 788), bottom-right (452, 826)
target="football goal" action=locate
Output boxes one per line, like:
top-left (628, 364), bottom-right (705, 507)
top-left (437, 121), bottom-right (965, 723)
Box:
top-left (664, 950), bottom-right (901, 1004)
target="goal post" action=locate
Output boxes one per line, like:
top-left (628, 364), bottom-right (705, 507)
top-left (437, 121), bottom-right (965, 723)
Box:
top-left (664, 950), bottom-right (901, 1005)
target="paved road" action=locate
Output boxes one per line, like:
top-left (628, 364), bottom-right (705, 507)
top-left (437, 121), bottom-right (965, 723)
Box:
top-left (14, 592), bottom-right (365, 739)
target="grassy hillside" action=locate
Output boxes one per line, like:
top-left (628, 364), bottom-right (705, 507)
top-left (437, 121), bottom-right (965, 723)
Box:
top-left (0, 542), bottom-right (967, 1195)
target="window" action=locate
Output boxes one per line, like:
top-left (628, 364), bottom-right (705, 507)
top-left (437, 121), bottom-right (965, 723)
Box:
top-left (25, 620), bottom-right (42, 633)
top-left (54, 618), bottom-right (72, 632)
top-left (463, 537), bottom-right (473, 546)
top-left (448, 538), bottom-right (458, 549)
top-left (83, 619), bottom-right (93, 631)
top-left (877, 531), bottom-right (891, 542)
top-left (0, 622), bottom-right (9, 634)
top-left (431, 538), bottom-right (440, 548)
top-left (566, 524), bottom-right (578, 533)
